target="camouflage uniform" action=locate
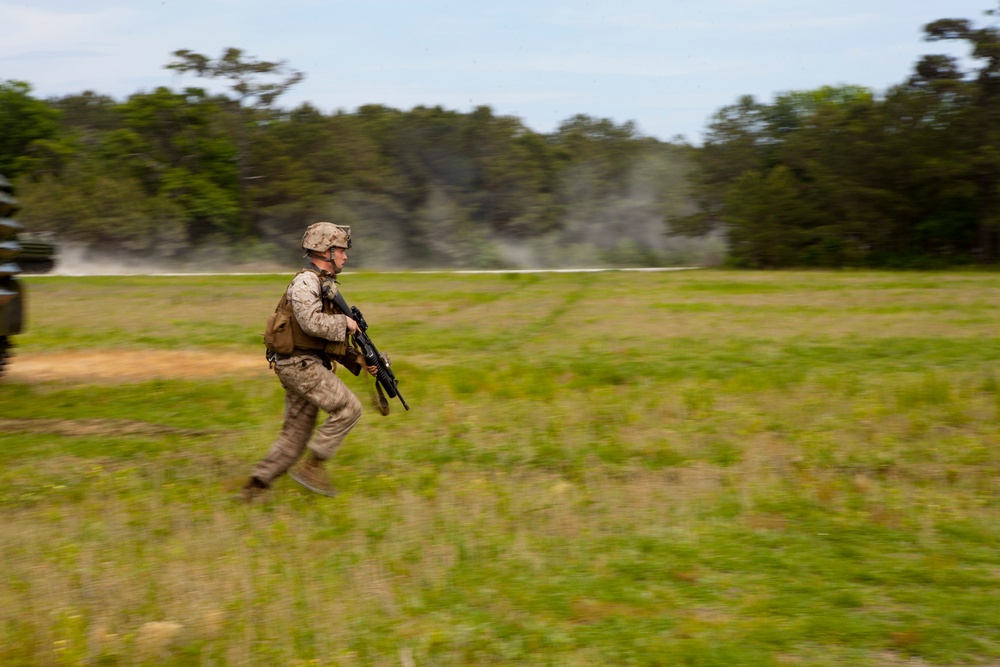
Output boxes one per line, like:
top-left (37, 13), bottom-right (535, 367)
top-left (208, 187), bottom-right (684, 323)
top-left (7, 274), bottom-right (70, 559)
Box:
top-left (250, 267), bottom-right (363, 486)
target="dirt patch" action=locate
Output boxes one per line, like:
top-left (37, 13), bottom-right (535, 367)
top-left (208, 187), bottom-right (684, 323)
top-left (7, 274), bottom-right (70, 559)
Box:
top-left (0, 417), bottom-right (216, 438)
top-left (5, 350), bottom-right (268, 383)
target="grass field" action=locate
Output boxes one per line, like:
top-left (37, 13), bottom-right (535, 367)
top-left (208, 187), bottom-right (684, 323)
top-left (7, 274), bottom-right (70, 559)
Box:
top-left (1, 269), bottom-right (999, 666)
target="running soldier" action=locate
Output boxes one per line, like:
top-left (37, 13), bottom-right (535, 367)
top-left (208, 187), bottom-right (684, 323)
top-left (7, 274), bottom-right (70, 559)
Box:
top-left (239, 222), bottom-right (377, 500)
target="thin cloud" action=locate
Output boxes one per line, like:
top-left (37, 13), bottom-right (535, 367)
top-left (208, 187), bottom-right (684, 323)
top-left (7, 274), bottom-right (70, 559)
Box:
top-left (0, 50), bottom-right (107, 62)
top-left (0, 3), bottom-right (134, 52)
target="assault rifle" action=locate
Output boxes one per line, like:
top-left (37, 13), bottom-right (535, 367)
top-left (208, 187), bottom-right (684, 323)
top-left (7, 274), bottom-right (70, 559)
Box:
top-left (331, 292), bottom-right (409, 411)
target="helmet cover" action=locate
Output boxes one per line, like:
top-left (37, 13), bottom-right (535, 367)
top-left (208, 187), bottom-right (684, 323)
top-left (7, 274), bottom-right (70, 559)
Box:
top-left (301, 222), bottom-right (351, 253)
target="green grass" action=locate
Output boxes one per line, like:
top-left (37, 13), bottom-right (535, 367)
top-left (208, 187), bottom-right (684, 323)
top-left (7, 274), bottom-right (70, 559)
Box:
top-left (1, 269), bottom-right (999, 666)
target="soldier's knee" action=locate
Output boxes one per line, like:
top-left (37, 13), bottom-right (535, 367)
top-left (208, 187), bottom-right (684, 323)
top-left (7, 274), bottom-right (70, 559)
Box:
top-left (347, 392), bottom-right (363, 421)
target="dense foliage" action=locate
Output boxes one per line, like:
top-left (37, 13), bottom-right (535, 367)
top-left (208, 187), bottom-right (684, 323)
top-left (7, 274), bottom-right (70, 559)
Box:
top-left (2, 5), bottom-right (998, 268)
top-left (674, 5), bottom-right (1000, 267)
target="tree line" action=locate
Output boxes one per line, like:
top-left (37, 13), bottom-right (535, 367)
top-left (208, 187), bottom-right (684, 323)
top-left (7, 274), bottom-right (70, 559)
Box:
top-left (1, 5), bottom-right (996, 268)
top-left (674, 4), bottom-right (1000, 268)
top-left (0, 48), bottom-right (707, 270)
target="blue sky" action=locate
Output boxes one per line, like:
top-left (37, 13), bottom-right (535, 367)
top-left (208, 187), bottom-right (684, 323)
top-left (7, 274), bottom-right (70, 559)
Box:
top-left (0, 0), bottom-right (991, 142)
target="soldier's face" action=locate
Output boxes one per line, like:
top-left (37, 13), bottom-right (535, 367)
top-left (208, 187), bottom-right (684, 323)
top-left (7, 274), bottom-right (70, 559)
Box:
top-left (332, 247), bottom-right (348, 271)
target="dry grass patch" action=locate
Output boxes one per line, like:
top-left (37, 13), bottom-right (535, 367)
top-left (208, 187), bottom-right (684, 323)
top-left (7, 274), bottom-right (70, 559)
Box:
top-left (7, 349), bottom-right (267, 383)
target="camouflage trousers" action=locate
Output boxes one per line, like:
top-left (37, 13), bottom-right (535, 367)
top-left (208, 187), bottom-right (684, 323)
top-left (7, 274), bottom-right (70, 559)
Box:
top-left (251, 355), bottom-right (362, 485)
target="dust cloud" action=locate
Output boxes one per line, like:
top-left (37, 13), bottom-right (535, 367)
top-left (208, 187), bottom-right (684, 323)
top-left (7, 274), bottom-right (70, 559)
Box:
top-left (39, 244), bottom-right (290, 277)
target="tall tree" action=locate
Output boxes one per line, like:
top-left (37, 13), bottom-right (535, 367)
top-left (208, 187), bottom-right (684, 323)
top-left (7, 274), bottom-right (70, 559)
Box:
top-left (669, 96), bottom-right (770, 238)
top-left (916, 4), bottom-right (1000, 260)
top-left (48, 91), bottom-right (122, 141)
top-left (165, 48), bottom-right (304, 234)
top-left (0, 80), bottom-right (62, 177)
top-left (112, 87), bottom-right (240, 242)
top-left (464, 105), bottom-right (561, 237)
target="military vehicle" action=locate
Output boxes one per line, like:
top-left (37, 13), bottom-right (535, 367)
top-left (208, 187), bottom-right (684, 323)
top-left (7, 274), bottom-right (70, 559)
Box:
top-left (0, 174), bottom-right (56, 377)
top-left (17, 231), bottom-right (58, 274)
top-left (0, 173), bottom-right (24, 376)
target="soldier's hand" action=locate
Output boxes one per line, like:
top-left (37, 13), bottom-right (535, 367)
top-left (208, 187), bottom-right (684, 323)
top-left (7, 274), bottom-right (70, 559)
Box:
top-left (366, 364), bottom-right (379, 377)
top-left (345, 317), bottom-right (358, 334)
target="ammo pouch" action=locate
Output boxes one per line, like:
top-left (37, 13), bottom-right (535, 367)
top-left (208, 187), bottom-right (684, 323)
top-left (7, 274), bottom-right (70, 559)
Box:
top-left (264, 300), bottom-right (295, 355)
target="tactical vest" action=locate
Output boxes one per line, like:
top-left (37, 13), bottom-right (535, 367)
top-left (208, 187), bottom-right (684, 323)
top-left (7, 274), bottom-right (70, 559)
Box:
top-left (264, 268), bottom-right (348, 359)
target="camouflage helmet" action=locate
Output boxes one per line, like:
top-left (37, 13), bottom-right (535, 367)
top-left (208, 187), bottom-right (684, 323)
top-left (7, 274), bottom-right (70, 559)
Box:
top-left (301, 222), bottom-right (351, 253)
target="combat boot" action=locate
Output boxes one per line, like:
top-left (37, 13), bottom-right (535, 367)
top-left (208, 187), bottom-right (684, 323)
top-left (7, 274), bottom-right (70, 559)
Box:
top-left (288, 454), bottom-right (337, 497)
top-left (236, 477), bottom-right (270, 502)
